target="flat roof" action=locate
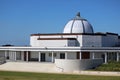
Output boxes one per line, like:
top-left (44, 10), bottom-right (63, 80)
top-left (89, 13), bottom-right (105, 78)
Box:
top-left (0, 46), bottom-right (120, 52)
top-left (31, 33), bottom-right (107, 36)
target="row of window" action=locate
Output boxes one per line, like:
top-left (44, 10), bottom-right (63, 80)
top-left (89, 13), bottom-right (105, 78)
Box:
top-left (49, 53), bottom-right (65, 59)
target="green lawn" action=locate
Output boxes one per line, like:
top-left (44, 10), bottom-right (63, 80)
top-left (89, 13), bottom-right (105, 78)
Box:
top-left (0, 71), bottom-right (120, 80)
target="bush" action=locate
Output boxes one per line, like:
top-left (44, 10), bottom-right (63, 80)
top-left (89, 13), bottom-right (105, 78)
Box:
top-left (94, 61), bottom-right (120, 72)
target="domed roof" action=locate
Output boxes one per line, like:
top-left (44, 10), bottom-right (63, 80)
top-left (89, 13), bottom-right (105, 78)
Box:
top-left (63, 12), bottom-right (94, 33)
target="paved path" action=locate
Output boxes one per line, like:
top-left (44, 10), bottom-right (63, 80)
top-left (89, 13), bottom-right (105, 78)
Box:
top-left (73, 71), bottom-right (120, 76)
top-left (0, 62), bottom-right (56, 73)
top-left (0, 62), bottom-right (120, 76)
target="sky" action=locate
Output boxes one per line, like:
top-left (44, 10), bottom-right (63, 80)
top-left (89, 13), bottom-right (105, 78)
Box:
top-left (0, 0), bottom-right (120, 45)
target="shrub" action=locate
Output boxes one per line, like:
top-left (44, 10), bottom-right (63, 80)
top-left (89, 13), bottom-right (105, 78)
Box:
top-left (94, 61), bottom-right (120, 72)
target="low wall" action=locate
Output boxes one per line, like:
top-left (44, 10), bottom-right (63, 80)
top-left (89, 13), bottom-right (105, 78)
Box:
top-left (55, 59), bottom-right (103, 72)
top-left (0, 57), bottom-right (6, 64)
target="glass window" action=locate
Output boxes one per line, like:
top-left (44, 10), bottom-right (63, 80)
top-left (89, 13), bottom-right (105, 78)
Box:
top-left (60, 53), bottom-right (65, 59)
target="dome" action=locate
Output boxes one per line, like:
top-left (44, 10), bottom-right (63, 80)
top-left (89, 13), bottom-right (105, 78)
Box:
top-left (63, 12), bottom-right (94, 33)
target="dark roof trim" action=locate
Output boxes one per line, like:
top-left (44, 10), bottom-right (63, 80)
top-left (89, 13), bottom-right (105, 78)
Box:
top-left (31, 33), bottom-right (107, 36)
top-left (37, 38), bottom-right (77, 40)
top-left (106, 32), bottom-right (118, 36)
top-left (2, 44), bottom-right (14, 47)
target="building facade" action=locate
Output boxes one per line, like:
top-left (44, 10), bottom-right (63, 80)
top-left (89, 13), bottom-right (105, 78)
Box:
top-left (0, 12), bottom-right (120, 72)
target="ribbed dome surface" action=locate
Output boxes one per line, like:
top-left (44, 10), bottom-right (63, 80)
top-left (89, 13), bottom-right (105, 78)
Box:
top-left (63, 12), bottom-right (94, 33)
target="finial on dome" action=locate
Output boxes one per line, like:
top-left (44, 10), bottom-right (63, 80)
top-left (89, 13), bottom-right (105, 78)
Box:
top-left (76, 12), bottom-right (80, 17)
top-left (75, 12), bottom-right (81, 19)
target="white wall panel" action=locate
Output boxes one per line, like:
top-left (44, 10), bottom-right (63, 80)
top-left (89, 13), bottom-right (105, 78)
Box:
top-left (82, 35), bottom-right (102, 47)
top-left (31, 52), bottom-right (38, 58)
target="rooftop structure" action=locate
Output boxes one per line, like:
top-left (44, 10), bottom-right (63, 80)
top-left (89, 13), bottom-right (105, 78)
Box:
top-left (63, 12), bottom-right (93, 33)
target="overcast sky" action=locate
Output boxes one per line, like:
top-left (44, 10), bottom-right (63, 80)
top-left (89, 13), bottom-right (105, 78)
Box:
top-left (0, 0), bottom-right (120, 45)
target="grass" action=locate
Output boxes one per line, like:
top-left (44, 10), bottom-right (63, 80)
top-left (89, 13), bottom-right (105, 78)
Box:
top-left (95, 61), bottom-right (120, 71)
top-left (0, 71), bottom-right (120, 80)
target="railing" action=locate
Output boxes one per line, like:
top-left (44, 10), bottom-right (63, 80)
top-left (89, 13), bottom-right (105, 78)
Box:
top-left (0, 57), bottom-right (6, 64)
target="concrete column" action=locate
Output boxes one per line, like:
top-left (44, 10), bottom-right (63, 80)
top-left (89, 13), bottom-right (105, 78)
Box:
top-left (65, 52), bottom-right (67, 59)
top-left (117, 52), bottom-right (119, 62)
top-left (80, 52), bottom-right (82, 60)
top-left (5, 51), bottom-right (7, 59)
top-left (11, 51), bottom-right (14, 61)
top-left (9, 51), bottom-right (11, 60)
top-left (104, 52), bottom-right (107, 64)
top-left (14, 51), bottom-right (17, 61)
top-left (9, 51), bottom-right (12, 60)
top-left (21, 51), bottom-right (24, 61)
top-left (52, 52), bottom-right (54, 62)
top-left (92, 52), bottom-right (95, 59)
top-left (26, 51), bottom-right (28, 62)
top-left (12, 51), bottom-right (14, 61)
top-left (38, 52), bottom-right (41, 62)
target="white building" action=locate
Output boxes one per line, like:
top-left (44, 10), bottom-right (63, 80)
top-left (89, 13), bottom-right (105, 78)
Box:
top-left (0, 12), bottom-right (120, 72)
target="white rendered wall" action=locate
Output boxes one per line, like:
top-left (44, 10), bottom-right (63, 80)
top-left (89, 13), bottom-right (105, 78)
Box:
top-left (76, 35), bottom-right (82, 46)
top-left (102, 34), bottom-right (118, 47)
top-left (0, 51), bottom-right (5, 57)
top-left (67, 52), bottom-right (76, 59)
top-left (68, 40), bottom-right (76, 46)
top-left (30, 35), bottom-right (78, 47)
top-left (16, 51), bottom-right (21, 60)
top-left (38, 40), bottom-right (68, 47)
top-left (29, 52), bottom-right (77, 62)
top-left (0, 51), bottom-right (5, 64)
top-left (45, 52), bottom-right (51, 62)
top-left (30, 34), bottom-right (119, 47)
top-left (94, 52), bottom-right (103, 58)
top-left (30, 36), bottom-right (38, 46)
top-left (30, 52), bottom-right (56, 62)
top-left (31, 37), bottom-right (68, 47)
top-left (55, 59), bottom-right (103, 72)
top-left (118, 39), bottom-right (120, 46)
top-left (54, 52), bottom-right (60, 59)
top-left (82, 35), bottom-right (102, 47)
top-left (90, 52), bottom-right (103, 59)
top-left (30, 35), bottom-right (81, 47)
top-left (8, 51), bottom-right (15, 61)
top-left (30, 52), bottom-right (38, 59)
top-left (76, 35), bottom-right (102, 47)
top-left (54, 52), bottom-right (76, 60)
top-left (78, 34), bottom-right (118, 47)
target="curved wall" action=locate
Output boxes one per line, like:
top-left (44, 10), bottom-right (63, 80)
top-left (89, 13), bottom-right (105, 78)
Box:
top-left (55, 59), bottom-right (103, 72)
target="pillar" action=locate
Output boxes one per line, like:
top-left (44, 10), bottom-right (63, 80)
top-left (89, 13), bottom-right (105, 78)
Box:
top-left (65, 52), bottom-right (67, 59)
top-left (12, 51), bottom-right (14, 61)
top-left (38, 52), bottom-right (41, 62)
top-left (26, 51), bottom-right (28, 62)
top-left (52, 52), bottom-right (54, 62)
top-left (9, 51), bottom-right (11, 60)
top-left (21, 51), bottom-right (24, 61)
top-left (104, 52), bottom-right (107, 64)
top-left (92, 52), bottom-right (95, 59)
top-left (117, 52), bottom-right (119, 62)
top-left (80, 52), bottom-right (82, 60)
top-left (9, 51), bottom-right (12, 60)
top-left (14, 51), bottom-right (17, 61)
top-left (10, 51), bottom-right (14, 61)
top-left (5, 51), bottom-right (7, 59)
